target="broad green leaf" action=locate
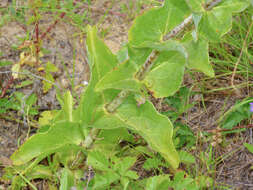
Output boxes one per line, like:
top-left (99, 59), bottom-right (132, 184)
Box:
top-left (87, 151), bottom-right (111, 171)
top-left (93, 171), bottom-right (120, 189)
top-left (56, 91), bottom-right (74, 122)
top-left (144, 52), bottom-right (186, 98)
top-left (93, 128), bottom-right (134, 155)
top-left (38, 111), bottom-right (55, 126)
top-left (128, 45), bottom-right (153, 67)
top-left (55, 144), bottom-right (85, 168)
top-left (244, 143), bottom-right (253, 154)
top-left (168, 171), bottom-right (198, 190)
top-left (199, 0), bottom-right (249, 42)
top-left (77, 26), bottom-right (121, 125)
top-left (218, 0), bottom-right (250, 13)
top-left (183, 35), bottom-right (214, 77)
top-left (11, 122), bottom-right (84, 165)
top-left (90, 108), bottom-right (131, 129)
top-left (121, 177), bottom-right (130, 190)
top-left (145, 175), bottom-right (171, 190)
top-left (114, 157), bottom-right (137, 175)
top-left (129, 0), bottom-right (190, 47)
top-left (95, 60), bottom-right (141, 92)
top-left (115, 96), bottom-right (179, 169)
top-left (86, 25), bottom-right (118, 80)
top-left (76, 26), bottom-right (131, 130)
top-left (26, 165), bottom-right (53, 180)
top-left (141, 41), bottom-right (188, 59)
top-left (62, 91), bottom-right (73, 122)
top-left (178, 151), bottom-right (195, 164)
top-left (60, 168), bottom-right (75, 190)
top-left (117, 45), bottom-right (129, 63)
top-left (185, 0), bottom-right (205, 12)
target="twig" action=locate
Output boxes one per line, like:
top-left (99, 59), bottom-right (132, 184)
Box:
top-left (33, 9), bottom-right (40, 65)
top-left (40, 12), bottom-right (66, 40)
top-left (163, 15), bottom-right (193, 41)
top-left (0, 70), bottom-right (61, 89)
top-left (105, 90), bottom-right (130, 113)
top-left (206, 124), bottom-right (253, 134)
top-left (0, 76), bottom-right (14, 98)
top-left (135, 50), bottom-right (160, 81)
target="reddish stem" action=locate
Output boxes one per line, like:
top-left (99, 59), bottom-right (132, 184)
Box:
top-left (40, 12), bottom-right (66, 40)
top-left (206, 124), bottom-right (253, 133)
top-left (0, 76), bottom-right (14, 98)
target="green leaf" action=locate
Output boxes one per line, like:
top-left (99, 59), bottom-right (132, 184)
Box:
top-left (144, 52), bottom-right (186, 98)
top-left (115, 96), bottom-right (180, 169)
top-left (11, 122), bottom-right (84, 165)
top-left (95, 60), bottom-right (141, 92)
top-left (76, 26), bottom-right (131, 130)
top-left (87, 151), bottom-right (111, 171)
top-left (62, 91), bottom-right (74, 122)
top-left (145, 175), bottom-right (171, 190)
top-left (143, 157), bottom-right (166, 170)
top-left (168, 171), bottom-right (194, 190)
top-left (15, 80), bottom-right (33, 89)
top-left (26, 165), bottom-right (53, 180)
top-left (45, 61), bottom-right (58, 72)
top-left (38, 111), bottom-right (55, 126)
top-left (185, 0), bottom-right (205, 12)
top-left (218, 0), bottom-right (250, 13)
top-left (93, 171), bottom-right (120, 189)
top-left (114, 157), bottom-right (137, 175)
top-left (59, 168), bottom-right (75, 190)
top-left (0, 60), bottom-right (13, 67)
top-left (77, 26), bottom-right (120, 125)
top-left (199, 0), bottom-right (249, 42)
top-left (178, 151), bottom-right (195, 164)
top-left (221, 99), bottom-right (252, 130)
top-left (129, 0), bottom-right (190, 47)
top-left (183, 35), bottom-right (214, 77)
top-left (141, 41), bottom-right (188, 59)
top-left (43, 72), bottom-right (54, 93)
top-left (128, 46), bottom-right (153, 67)
top-left (244, 143), bottom-right (253, 154)
top-left (56, 144), bottom-right (85, 168)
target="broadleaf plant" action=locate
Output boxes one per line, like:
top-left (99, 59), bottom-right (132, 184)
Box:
top-left (5, 0), bottom-right (251, 189)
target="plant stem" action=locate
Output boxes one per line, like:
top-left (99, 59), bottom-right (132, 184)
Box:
top-left (105, 0), bottom-right (223, 113)
top-left (85, 0), bottom-right (223, 149)
top-left (105, 90), bottom-right (130, 113)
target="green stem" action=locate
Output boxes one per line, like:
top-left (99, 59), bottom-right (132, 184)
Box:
top-left (85, 0), bottom-right (223, 151)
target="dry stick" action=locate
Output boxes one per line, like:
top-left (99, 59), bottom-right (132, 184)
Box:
top-left (206, 124), bottom-right (253, 134)
top-left (231, 20), bottom-right (253, 93)
top-left (0, 70), bottom-right (61, 89)
top-left (84, 0), bottom-right (223, 149)
top-left (40, 12), bottom-right (66, 40)
top-left (0, 76), bottom-right (14, 98)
